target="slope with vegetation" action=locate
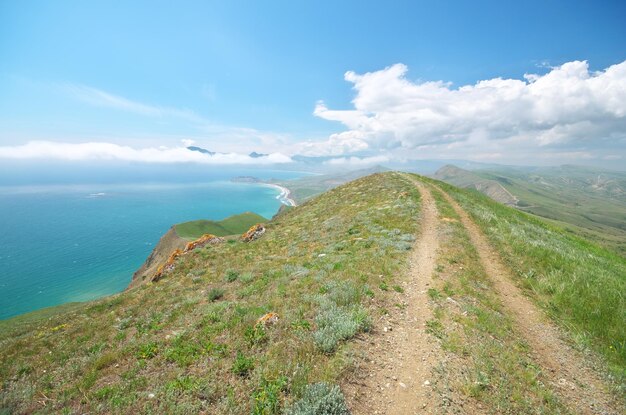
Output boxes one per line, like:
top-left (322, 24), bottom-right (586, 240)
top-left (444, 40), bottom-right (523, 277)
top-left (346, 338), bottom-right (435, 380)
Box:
top-left (434, 164), bottom-right (626, 256)
top-left (1, 172), bottom-right (624, 414)
top-left (277, 166), bottom-right (389, 203)
top-left (0, 173), bottom-right (421, 414)
top-left (174, 212), bottom-right (267, 240)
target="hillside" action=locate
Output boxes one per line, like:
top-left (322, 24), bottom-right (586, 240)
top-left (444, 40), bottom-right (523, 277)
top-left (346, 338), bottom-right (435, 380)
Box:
top-left (131, 212), bottom-right (268, 288)
top-left (434, 164), bottom-right (626, 255)
top-left (1, 173), bottom-right (624, 414)
top-left (277, 165), bottom-right (390, 203)
top-left (175, 212), bottom-right (267, 240)
top-left (433, 165), bottom-right (519, 206)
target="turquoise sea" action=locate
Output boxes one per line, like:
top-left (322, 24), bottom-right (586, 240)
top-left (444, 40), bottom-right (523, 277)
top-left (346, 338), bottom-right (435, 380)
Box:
top-left (0, 168), bottom-right (305, 320)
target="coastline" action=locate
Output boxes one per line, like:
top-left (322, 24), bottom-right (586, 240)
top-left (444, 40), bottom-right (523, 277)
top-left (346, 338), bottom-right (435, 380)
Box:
top-left (263, 183), bottom-right (297, 207)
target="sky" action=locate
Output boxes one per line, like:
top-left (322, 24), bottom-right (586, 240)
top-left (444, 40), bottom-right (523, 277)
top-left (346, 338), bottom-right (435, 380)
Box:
top-left (0, 0), bottom-right (625, 169)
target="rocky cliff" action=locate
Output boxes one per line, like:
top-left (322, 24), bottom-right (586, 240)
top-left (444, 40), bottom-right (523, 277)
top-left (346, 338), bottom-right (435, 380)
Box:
top-left (128, 227), bottom-right (187, 289)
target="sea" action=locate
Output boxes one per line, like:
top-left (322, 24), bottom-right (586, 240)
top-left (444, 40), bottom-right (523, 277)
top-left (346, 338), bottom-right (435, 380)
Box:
top-left (0, 165), bottom-right (307, 320)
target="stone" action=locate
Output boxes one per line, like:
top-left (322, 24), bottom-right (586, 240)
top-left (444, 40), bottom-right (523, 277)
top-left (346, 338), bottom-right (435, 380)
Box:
top-left (242, 224), bottom-right (266, 242)
top-left (255, 312), bottom-right (279, 327)
top-left (184, 234), bottom-right (224, 252)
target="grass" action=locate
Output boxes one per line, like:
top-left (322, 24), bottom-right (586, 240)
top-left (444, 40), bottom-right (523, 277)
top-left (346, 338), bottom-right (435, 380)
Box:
top-left (0, 172), bottom-right (421, 414)
top-left (426, 176), bottom-right (626, 391)
top-left (437, 164), bottom-right (626, 255)
top-left (424, 182), bottom-right (570, 413)
top-left (208, 287), bottom-right (225, 301)
top-left (2, 171), bottom-right (621, 413)
top-left (174, 211), bottom-right (267, 239)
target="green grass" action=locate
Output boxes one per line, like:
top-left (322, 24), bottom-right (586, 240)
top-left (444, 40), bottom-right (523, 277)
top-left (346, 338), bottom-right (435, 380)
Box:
top-left (174, 211), bottom-right (267, 239)
top-left (425, 182), bottom-right (570, 413)
top-left (436, 164), bottom-right (626, 255)
top-left (426, 176), bottom-right (626, 389)
top-left (2, 171), bottom-right (621, 413)
top-left (0, 172), bottom-right (420, 414)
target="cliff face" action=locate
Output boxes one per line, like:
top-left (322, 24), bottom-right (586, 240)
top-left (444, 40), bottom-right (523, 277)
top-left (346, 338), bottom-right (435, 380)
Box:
top-left (128, 227), bottom-right (187, 289)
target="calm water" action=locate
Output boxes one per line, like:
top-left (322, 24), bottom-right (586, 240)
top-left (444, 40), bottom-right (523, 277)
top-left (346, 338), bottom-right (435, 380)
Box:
top-left (0, 169), bottom-right (304, 319)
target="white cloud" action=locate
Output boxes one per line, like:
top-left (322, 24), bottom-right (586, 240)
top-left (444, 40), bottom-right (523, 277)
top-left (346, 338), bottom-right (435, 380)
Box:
top-left (310, 60), bottom-right (626, 162)
top-left (324, 155), bottom-right (390, 166)
top-left (0, 141), bottom-right (292, 164)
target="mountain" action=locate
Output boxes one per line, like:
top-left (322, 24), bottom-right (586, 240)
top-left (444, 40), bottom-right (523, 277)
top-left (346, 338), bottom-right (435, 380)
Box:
top-left (433, 164), bottom-right (519, 206)
top-left (1, 173), bottom-right (623, 414)
top-left (186, 145), bottom-right (215, 155)
top-left (434, 164), bottom-right (626, 256)
top-left (249, 152), bottom-right (268, 158)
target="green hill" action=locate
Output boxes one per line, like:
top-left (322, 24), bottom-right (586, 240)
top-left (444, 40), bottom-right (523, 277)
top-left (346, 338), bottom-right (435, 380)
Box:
top-left (278, 165), bottom-right (390, 203)
top-left (174, 212), bottom-right (267, 239)
top-left (434, 164), bottom-right (626, 256)
top-left (0, 173), bottom-right (623, 414)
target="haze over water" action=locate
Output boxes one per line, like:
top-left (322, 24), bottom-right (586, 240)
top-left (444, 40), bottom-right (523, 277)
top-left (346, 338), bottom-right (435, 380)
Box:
top-left (0, 168), bottom-right (305, 320)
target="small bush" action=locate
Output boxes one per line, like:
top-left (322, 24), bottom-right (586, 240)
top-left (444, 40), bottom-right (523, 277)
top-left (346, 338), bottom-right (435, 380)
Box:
top-left (392, 285), bottom-right (404, 293)
top-left (425, 319), bottom-right (445, 339)
top-left (427, 288), bottom-right (442, 300)
top-left (208, 287), bottom-right (225, 302)
top-left (232, 351), bottom-right (254, 376)
top-left (285, 382), bottom-right (349, 415)
top-left (165, 336), bottom-right (202, 367)
top-left (136, 342), bottom-right (159, 359)
top-left (239, 272), bottom-right (255, 284)
top-left (313, 303), bottom-right (371, 353)
top-left (224, 269), bottom-right (239, 282)
top-left (251, 376), bottom-right (288, 415)
top-left (94, 352), bottom-right (117, 370)
top-left (244, 325), bottom-right (268, 346)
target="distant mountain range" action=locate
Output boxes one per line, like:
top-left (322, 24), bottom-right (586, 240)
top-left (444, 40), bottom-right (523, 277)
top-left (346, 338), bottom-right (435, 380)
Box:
top-left (186, 146), bottom-right (269, 160)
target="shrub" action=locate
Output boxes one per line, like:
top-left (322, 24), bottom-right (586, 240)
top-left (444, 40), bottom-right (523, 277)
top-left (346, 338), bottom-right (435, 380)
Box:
top-left (224, 269), bottom-right (239, 282)
top-left (208, 287), bottom-right (225, 302)
top-left (94, 351), bottom-right (117, 370)
top-left (232, 351), bottom-right (254, 376)
top-left (165, 336), bottom-right (202, 367)
top-left (285, 383), bottom-right (349, 415)
top-left (136, 342), bottom-right (159, 359)
top-left (239, 272), bottom-right (255, 284)
top-left (244, 325), bottom-right (268, 346)
top-left (312, 281), bottom-right (371, 353)
top-left (251, 376), bottom-right (288, 415)
top-left (313, 303), bottom-right (371, 353)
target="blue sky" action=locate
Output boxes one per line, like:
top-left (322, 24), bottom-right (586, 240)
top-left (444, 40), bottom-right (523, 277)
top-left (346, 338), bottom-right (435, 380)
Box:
top-left (1, 0), bottom-right (625, 167)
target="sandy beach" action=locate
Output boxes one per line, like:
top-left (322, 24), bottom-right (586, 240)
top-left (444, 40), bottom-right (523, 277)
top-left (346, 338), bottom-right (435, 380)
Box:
top-left (264, 183), bottom-right (297, 207)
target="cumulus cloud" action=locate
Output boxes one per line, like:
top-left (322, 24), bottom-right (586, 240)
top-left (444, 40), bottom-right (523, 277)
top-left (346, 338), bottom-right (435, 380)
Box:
top-left (0, 141), bottom-right (292, 164)
top-left (311, 60), bottom-right (626, 162)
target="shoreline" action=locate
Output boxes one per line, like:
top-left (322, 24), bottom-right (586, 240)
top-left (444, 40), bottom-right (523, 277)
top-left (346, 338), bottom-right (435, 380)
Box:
top-left (263, 183), bottom-right (297, 207)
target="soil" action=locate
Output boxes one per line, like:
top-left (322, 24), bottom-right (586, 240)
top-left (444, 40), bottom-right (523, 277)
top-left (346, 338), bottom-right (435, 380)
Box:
top-left (345, 176), bottom-right (622, 415)
top-left (437, 185), bottom-right (621, 415)
top-left (345, 175), bottom-right (442, 414)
